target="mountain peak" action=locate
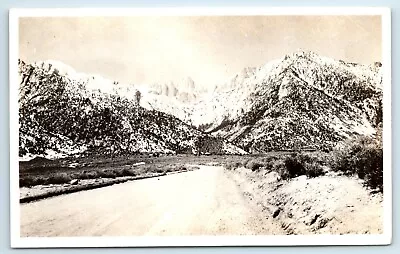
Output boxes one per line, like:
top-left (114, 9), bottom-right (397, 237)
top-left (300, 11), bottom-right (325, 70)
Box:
top-left (286, 49), bottom-right (319, 59)
top-left (180, 76), bottom-right (196, 92)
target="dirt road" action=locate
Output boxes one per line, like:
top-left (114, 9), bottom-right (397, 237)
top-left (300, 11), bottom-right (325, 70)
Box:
top-left (20, 165), bottom-right (283, 237)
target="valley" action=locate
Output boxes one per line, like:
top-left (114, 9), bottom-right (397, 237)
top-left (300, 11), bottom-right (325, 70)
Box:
top-left (20, 153), bottom-right (383, 236)
top-left (17, 50), bottom-right (384, 236)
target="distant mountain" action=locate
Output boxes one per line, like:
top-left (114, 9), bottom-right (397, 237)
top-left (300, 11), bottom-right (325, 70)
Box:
top-left (185, 65), bottom-right (266, 130)
top-left (18, 50), bottom-right (383, 158)
top-left (18, 60), bottom-right (245, 159)
top-left (149, 77), bottom-right (200, 103)
top-left (198, 50), bottom-right (383, 152)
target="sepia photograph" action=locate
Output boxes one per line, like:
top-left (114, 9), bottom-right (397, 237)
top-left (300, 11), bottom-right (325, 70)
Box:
top-left (9, 7), bottom-right (391, 247)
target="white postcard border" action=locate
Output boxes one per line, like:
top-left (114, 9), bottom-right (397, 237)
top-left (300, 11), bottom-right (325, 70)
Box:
top-left (9, 7), bottom-right (392, 248)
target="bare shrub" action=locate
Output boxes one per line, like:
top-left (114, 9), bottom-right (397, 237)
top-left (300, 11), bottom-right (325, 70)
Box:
top-left (19, 176), bottom-right (47, 187)
top-left (272, 160), bottom-right (290, 180)
top-left (79, 170), bottom-right (99, 179)
top-left (331, 136), bottom-right (383, 191)
top-left (226, 161), bottom-right (242, 170)
top-left (284, 153), bottom-right (306, 178)
top-left (153, 167), bottom-right (164, 174)
top-left (304, 162), bottom-right (325, 178)
top-left (245, 159), bottom-right (264, 171)
top-left (46, 173), bottom-right (72, 185)
top-left (121, 168), bottom-right (137, 176)
top-left (98, 169), bottom-right (117, 178)
top-left (297, 153), bottom-right (313, 164)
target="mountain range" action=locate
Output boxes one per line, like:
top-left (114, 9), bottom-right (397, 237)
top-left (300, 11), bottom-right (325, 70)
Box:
top-left (17, 50), bottom-right (383, 159)
top-left (18, 60), bottom-right (244, 159)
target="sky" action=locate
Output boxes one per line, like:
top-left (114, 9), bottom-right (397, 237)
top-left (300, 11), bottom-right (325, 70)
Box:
top-left (19, 15), bottom-right (382, 88)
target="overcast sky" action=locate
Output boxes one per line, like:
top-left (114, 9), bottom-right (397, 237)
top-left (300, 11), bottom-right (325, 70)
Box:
top-left (19, 15), bottom-right (382, 88)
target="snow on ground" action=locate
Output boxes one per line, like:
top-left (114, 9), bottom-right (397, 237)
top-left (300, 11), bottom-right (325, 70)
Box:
top-left (226, 167), bottom-right (383, 234)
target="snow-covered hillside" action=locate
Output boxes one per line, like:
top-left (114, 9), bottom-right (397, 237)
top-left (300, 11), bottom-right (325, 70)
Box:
top-left (18, 50), bottom-right (383, 157)
top-left (18, 60), bottom-right (245, 160)
top-left (200, 50), bottom-right (383, 152)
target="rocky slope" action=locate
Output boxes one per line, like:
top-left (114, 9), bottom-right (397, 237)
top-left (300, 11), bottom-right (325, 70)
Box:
top-left (18, 50), bottom-right (383, 157)
top-left (199, 50), bottom-right (383, 152)
top-left (18, 60), bottom-right (245, 159)
top-left (148, 77), bottom-right (202, 103)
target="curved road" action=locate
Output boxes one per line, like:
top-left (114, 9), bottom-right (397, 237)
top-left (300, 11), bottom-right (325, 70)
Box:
top-left (20, 165), bottom-right (282, 237)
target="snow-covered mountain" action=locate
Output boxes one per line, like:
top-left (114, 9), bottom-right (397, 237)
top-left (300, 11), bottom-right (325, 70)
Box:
top-left (31, 60), bottom-right (205, 126)
top-left (18, 50), bottom-right (383, 157)
top-left (18, 60), bottom-right (245, 159)
top-left (148, 77), bottom-right (201, 103)
top-left (197, 50), bottom-right (383, 152)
